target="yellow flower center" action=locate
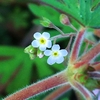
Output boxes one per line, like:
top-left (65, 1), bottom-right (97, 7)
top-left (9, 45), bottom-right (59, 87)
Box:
top-left (52, 51), bottom-right (59, 57)
top-left (39, 38), bottom-right (46, 44)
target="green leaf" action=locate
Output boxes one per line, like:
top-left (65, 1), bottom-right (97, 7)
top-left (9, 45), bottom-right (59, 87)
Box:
top-left (79, 0), bottom-right (92, 25)
top-left (34, 57), bottom-right (53, 78)
top-left (63, 0), bottom-right (79, 13)
top-left (0, 46), bottom-right (33, 94)
top-left (34, 56), bottom-right (65, 79)
top-left (28, 3), bottom-right (61, 26)
top-left (92, 0), bottom-right (100, 9)
top-left (89, 6), bottom-right (100, 28)
top-left (41, 0), bottom-right (83, 26)
top-left (41, 0), bottom-right (100, 28)
top-left (0, 46), bottom-right (67, 99)
top-left (0, 96), bottom-right (3, 100)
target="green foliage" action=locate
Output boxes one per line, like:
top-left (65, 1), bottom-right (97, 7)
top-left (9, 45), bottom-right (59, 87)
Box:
top-left (41, 0), bottom-right (100, 28)
top-left (1, 0), bottom-right (100, 100)
top-left (0, 2), bottom-right (32, 45)
top-left (79, 0), bottom-right (91, 25)
top-left (89, 5), bottom-right (100, 28)
top-left (0, 46), bottom-right (66, 99)
top-left (0, 46), bottom-right (33, 94)
top-left (9, 7), bottom-right (29, 29)
top-left (92, 0), bottom-right (100, 9)
top-left (28, 3), bottom-right (80, 38)
top-left (28, 3), bottom-right (62, 26)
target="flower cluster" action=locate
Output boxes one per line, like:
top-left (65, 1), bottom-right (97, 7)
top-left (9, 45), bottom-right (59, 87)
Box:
top-left (31, 32), bottom-right (52, 51)
top-left (31, 32), bottom-right (68, 65)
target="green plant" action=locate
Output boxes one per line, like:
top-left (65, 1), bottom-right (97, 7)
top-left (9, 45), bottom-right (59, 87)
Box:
top-left (3, 0), bottom-right (100, 100)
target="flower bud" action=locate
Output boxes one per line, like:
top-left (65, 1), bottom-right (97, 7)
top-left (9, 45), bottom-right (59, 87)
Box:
top-left (24, 45), bottom-right (35, 54)
top-left (37, 49), bottom-right (44, 58)
top-left (24, 45), bottom-right (44, 59)
top-left (40, 17), bottom-right (52, 27)
top-left (29, 54), bottom-right (36, 60)
top-left (24, 45), bottom-right (37, 60)
top-left (60, 14), bottom-right (70, 25)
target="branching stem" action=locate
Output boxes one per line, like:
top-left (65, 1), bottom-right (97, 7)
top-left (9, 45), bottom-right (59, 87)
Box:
top-left (52, 24), bottom-right (65, 35)
top-left (50, 33), bottom-right (75, 41)
top-left (75, 43), bottom-right (100, 68)
top-left (4, 71), bottom-right (67, 100)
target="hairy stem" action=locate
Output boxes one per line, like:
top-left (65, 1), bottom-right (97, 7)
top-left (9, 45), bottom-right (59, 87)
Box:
top-left (69, 28), bottom-right (85, 63)
top-left (50, 33), bottom-right (75, 41)
top-left (66, 35), bottom-right (74, 53)
top-left (52, 24), bottom-right (65, 35)
top-left (4, 71), bottom-right (67, 100)
top-left (84, 39), bottom-right (95, 45)
top-left (70, 24), bottom-right (78, 32)
top-left (75, 43), bottom-right (100, 68)
top-left (92, 63), bottom-right (100, 71)
top-left (44, 84), bottom-right (71, 100)
top-left (71, 80), bottom-right (93, 100)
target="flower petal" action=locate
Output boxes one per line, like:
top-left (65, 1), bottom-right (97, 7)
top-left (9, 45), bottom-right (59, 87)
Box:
top-left (47, 40), bottom-right (52, 48)
top-left (34, 32), bottom-right (41, 39)
top-left (44, 50), bottom-right (52, 56)
top-left (47, 56), bottom-right (56, 65)
top-left (93, 89), bottom-right (99, 95)
top-left (56, 56), bottom-right (64, 64)
top-left (60, 49), bottom-right (68, 56)
top-left (31, 40), bottom-right (39, 47)
top-left (52, 44), bottom-right (60, 51)
top-left (39, 45), bottom-right (46, 51)
top-left (42, 32), bottom-right (50, 39)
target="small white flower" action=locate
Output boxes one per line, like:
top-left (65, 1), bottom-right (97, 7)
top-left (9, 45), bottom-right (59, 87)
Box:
top-left (44, 44), bottom-right (68, 65)
top-left (31, 32), bottom-right (52, 51)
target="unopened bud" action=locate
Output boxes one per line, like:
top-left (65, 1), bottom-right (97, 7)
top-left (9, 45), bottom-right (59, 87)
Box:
top-left (37, 49), bottom-right (44, 58)
top-left (60, 14), bottom-right (70, 25)
top-left (40, 17), bottom-right (52, 27)
top-left (24, 45), bottom-right (35, 54)
top-left (29, 54), bottom-right (36, 60)
top-left (24, 45), bottom-right (37, 59)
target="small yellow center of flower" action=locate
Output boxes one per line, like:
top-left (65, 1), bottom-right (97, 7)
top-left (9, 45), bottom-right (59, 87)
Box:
top-left (52, 51), bottom-right (59, 57)
top-left (39, 38), bottom-right (46, 44)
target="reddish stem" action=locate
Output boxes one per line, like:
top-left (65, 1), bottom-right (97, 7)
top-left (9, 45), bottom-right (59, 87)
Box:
top-left (44, 84), bottom-right (71, 100)
top-left (74, 43), bottom-right (100, 68)
top-left (66, 35), bottom-right (73, 53)
top-left (84, 39), bottom-right (95, 45)
top-left (4, 71), bottom-right (67, 100)
top-left (93, 63), bottom-right (100, 71)
top-left (72, 81), bottom-right (93, 100)
top-left (69, 28), bottom-right (85, 63)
